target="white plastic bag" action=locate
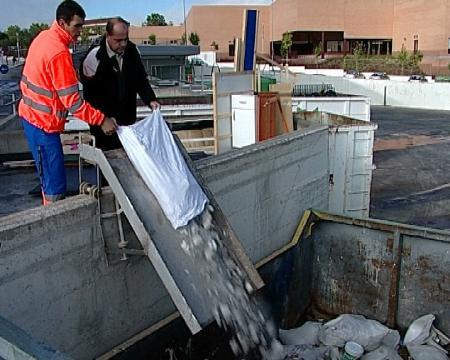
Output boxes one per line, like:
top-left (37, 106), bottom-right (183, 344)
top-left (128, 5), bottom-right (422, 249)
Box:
top-left (361, 345), bottom-right (402, 360)
top-left (117, 111), bottom-right (208, 229)
top-left (283, 344), bottom-right (339, 360)
top-left (318, 314), bottom-right (397, 352)
top-left (404, 314), bottom-right (450, 353)
top-left (407, 345), bottom-right (449, 360)
top-left (279, 322), bottom-right (323, 346)
top-left (404, 314), bottom-right (435, 347)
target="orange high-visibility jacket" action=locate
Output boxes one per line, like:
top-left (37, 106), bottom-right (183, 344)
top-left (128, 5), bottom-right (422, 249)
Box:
top-left (19, 21), bottom-right (105, 133)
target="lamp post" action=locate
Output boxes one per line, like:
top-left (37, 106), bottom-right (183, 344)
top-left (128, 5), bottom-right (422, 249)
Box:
top-left (183, 0), bottom-right (187, 45)
top-left (16, 32), bottom-right (20, 61)
top-left (271, 0), bottom-right (274, 62)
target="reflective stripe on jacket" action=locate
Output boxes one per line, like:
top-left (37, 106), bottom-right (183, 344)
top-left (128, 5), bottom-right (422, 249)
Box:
top-left (19, 21), bottom-right (105, 133)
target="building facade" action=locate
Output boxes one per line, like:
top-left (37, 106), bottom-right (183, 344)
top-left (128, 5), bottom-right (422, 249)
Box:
top-left (128, 0), bottom-right (450, 72)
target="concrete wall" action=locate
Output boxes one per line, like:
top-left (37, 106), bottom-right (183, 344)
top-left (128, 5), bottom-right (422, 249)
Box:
top-left (0, 130), bottom-right (28, 155)
top-left (297, 73), bottom-right (450, 110)
top-left (197, 128), bottom-right (329, 263)
top-left (0, 315), bottom-right (71, 360)
top-left (0, 196), bottom-right (176, 359)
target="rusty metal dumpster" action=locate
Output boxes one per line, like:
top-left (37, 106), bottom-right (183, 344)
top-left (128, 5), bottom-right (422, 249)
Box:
top-left (107, 210), bottom-right (450, 358)
top-left (260, 210), bottom-right (450, 334)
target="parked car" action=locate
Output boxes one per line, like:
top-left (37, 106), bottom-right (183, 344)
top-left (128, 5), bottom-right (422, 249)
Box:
top-left (369, 72), bottom-right (390, 80)
top-left (408, 74), bottom-right (428, 82)
top-left (189, 58), bottom-right (208, 66)
top-left (344, 70), bottom-right (365, 79)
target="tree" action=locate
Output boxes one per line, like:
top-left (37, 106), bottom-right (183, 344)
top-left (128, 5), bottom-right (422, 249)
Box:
top-left (410, 50), bottom-right (423, 69)
top-left (181, 33), bottom-right (186, 45)
top-left (353, 41), bottom-right (365, 72)
top-left (28, 23), bottom-right (49, 41)
top-left (80, 27), bottom-right (90, 44)
top-left (0, 32), bottom-right (8, 49)
top-left (144, 13), bottom-right (167, 26)
top-left (397, 43), bottom-right (409, 75)
top-left (314, 42), bottom-right (322, 68)
top-left (280, 31), bottom-right (292, 64)
top-left (0, 23), bottom-right (50, 53)
top-left (148, 34), bottom-right (156, 45)
top-left (189, 32), bottom-right (200, 45)
top-left (93, 25), bottom-right (103, 36)
top-left (5, 25), bottom-right (21, 45)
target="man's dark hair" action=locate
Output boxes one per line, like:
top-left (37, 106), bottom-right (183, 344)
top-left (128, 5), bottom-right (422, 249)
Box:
top-left (56, 0), bottom-right (86, 23)
top-left (106, 17), bottom-right (130, 35)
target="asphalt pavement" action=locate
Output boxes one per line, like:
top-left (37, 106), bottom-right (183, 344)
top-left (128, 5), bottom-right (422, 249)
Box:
top-left (371, 106), bottom-right (450, 229)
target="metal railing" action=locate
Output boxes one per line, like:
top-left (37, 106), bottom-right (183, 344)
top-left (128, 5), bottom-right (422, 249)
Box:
top-left (0, 93), bottom-right (19, 117)
top-left (292, 84), bottom-right (335, 97)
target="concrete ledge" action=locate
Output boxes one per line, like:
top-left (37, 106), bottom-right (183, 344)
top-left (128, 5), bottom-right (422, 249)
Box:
top-left (0, 130), bottom-right (29, 155)
top-left (0, 315), bottom-right (71, 360)
top-left (0, 194), bottom-right (175, 359)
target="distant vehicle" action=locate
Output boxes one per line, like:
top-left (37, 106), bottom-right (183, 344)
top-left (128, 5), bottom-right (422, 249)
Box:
top-left (156, 79), bottom-right (179, 87)
top-left (369, 72), bottom-right (390, 80)
top-left (147, 75), bottom-right (178, 87)
top-left (344, 70), bottom-right (365, 79)
top-left (189, 58), bottom-right (208, 66)
top-left (408, 74), bottom-right (428, 82)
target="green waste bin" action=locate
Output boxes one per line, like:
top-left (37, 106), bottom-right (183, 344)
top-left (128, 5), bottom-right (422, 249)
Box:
top-left (260, 76), bottom-right (276, 92)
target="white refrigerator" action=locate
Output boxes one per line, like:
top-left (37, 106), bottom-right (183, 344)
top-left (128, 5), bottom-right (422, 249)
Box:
top-left (231, 94), bottom-right (257, 148)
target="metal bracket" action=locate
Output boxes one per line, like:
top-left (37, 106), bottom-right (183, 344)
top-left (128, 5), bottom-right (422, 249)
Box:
top-left (78, 137), bottom-right (144, 262)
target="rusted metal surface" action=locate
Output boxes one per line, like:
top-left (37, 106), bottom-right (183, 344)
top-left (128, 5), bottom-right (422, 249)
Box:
top-left (311, 222), bottom-right (394, 322)
top-left (386, 231), bottom-right (402, 328)
top-left (308, 212), bottom-right (450, 332)
top-left (397, 234), bottom-right (450, 332)
top-left (260, 210), bottom-right (450, 334)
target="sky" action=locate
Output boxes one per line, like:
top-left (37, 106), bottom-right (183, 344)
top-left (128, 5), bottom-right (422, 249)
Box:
top-left (0, 0), bottom-right (272, 30)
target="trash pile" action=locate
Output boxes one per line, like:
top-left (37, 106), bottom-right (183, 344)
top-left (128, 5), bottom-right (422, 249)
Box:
top-left (279, 314), bottom-right (450, 360)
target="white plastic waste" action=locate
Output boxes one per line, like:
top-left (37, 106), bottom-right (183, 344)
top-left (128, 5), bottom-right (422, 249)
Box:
top-left (279, 321), bottom-right (323, 346)
top-left (361, 345), bottom-right (402, 360)
top-left (381, 329), bottom-right (400, 349)
top-left (407, 345), bottom-right (449, 360)
top-left (283, 344), bottom-right (340, 360)
top-left (318, 314), bottom-right (399, 352)
top-left (117, 111), bottom-right (208, 229)
top-left (404, 314), bottom-right (436, 346)
top-left (404, 314), bottom-right (450, 353)
top-left (343, 341), bottom-right (364, 359)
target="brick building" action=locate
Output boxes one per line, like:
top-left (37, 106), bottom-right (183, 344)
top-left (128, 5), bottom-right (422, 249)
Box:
top-left (127, 0), bottom-right (450, 72)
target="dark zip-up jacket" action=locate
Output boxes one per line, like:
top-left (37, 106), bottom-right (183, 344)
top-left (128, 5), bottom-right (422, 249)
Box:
top-left (80, 36), bottom-right (156, 150)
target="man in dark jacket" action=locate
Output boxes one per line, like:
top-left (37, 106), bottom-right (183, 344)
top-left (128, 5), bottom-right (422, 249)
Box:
top-left (81, 17), bottom-right (159, 150)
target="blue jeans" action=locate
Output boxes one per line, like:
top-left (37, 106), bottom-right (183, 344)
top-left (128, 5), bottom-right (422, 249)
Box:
top-left (22, 119), bottom-right (66, 201)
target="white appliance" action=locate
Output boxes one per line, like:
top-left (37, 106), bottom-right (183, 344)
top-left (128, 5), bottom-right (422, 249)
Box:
top-left (231, 94), bottom-right (257, 148)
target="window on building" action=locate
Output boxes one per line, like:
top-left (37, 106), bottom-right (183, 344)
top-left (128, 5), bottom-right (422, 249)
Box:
top-left (448, 38), bottom-right (450, 54)
top-left (326, 41), bottom-right (344, 53)
top-left (412, 34), bottom-right (419, 54)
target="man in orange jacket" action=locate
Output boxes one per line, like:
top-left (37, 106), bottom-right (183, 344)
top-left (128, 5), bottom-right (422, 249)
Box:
top-left (19, 0), bottom-right (117, 205)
